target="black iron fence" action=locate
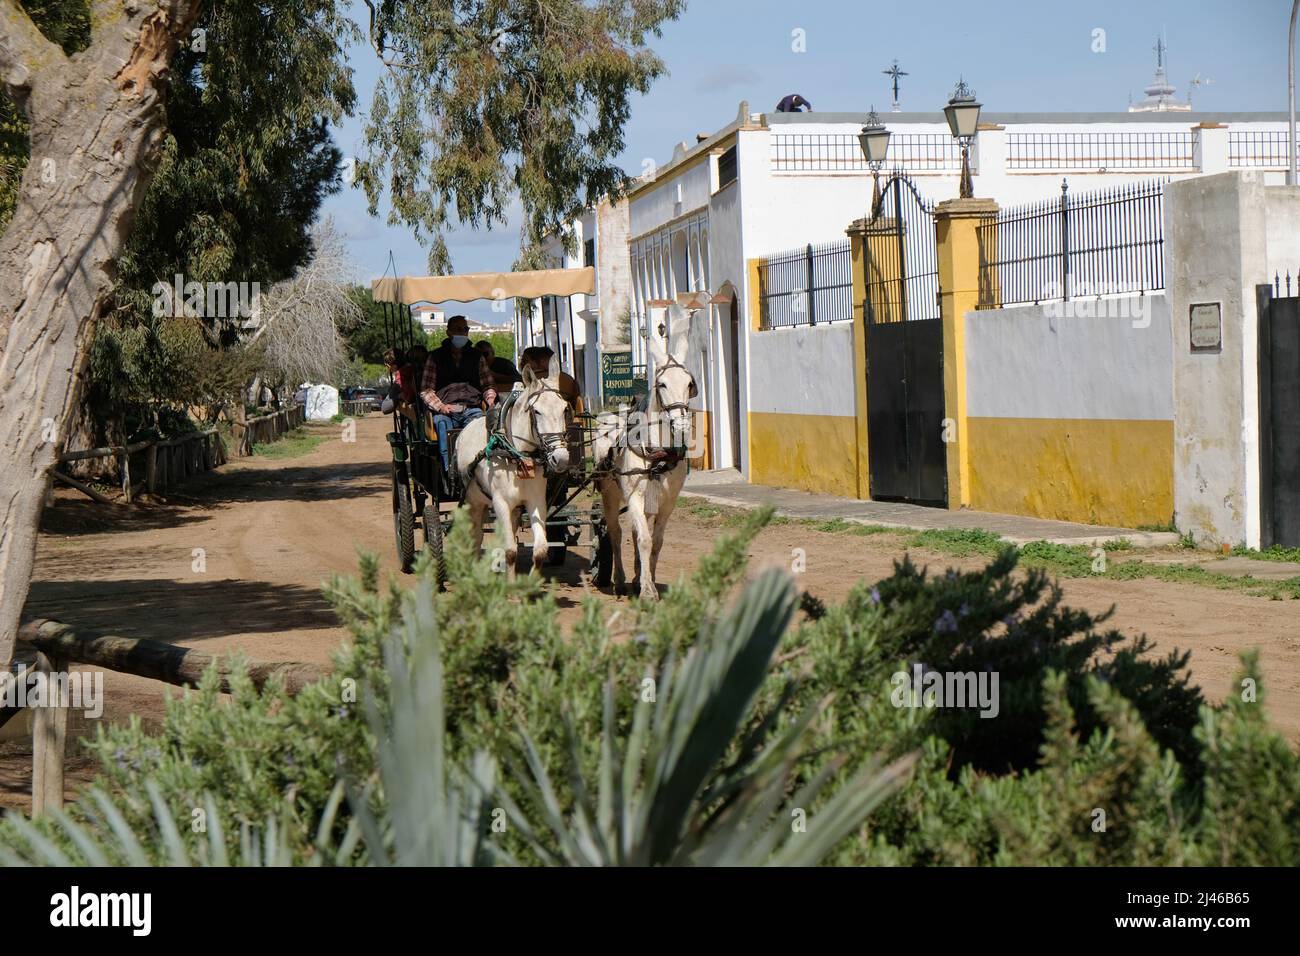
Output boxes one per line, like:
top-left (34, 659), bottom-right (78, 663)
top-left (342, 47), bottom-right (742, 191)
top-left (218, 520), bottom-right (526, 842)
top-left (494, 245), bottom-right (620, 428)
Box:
top-left (771, 133), bottom-right (967, 173)
top-left (757, 239), bottom-right (855, 329)
top-left (863, 171), bottom-right (941, 324)
top-left (1006, 132), bottom-right (1194, 170)
top-left (977, 178), bottom-right (1165, 309)
top-left (1229, 131), bottom-right (1300, 168)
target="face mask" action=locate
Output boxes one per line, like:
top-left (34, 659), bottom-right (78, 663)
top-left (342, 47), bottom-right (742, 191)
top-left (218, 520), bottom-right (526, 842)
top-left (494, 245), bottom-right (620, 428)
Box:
top-left (450, 335), bottom-right (469, 348)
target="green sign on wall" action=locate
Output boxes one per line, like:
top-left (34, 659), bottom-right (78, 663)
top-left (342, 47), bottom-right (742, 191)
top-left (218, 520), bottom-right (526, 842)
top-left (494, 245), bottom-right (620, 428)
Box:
top-left (601, 350), bottom-right (647, 406)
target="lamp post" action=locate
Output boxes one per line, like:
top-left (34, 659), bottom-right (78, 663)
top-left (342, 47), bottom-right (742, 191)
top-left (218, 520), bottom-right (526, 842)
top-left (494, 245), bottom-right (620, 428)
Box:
top-left (943, 78), bottom-right (982, 199)
top-left (858, 107), bottom-right (891, 216)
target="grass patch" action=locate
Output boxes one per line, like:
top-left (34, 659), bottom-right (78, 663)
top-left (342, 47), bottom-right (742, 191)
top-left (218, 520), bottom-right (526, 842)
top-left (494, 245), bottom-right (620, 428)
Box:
top-left (808, 518), bottom-right (893, 536)
top-left (1230, 543), bottom-right (1300, 564)
top-left (1016, 540), bottom-right (1300, 600)
top-left (251, 427), bottom-right (330, 460)
top-left (675, 497), bottom-right (1300, 600)
top-left (904, 528), bottom-right (1004, 557)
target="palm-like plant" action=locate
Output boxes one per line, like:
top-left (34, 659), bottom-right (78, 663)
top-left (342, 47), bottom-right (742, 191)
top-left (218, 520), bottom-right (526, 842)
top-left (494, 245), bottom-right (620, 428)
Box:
top-left (0, 570), bottom-right (913, 866)
top-left (499, 568), bottom-right (917, 866)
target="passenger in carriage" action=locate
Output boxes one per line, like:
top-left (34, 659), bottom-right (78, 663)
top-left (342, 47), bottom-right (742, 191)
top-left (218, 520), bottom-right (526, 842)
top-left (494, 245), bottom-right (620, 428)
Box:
top-left (477, 339), bottom-right (524, 393)
top-left (520, 346), bottom-right (583, 414)
top-left (421, 315), bottom-right (498, 469)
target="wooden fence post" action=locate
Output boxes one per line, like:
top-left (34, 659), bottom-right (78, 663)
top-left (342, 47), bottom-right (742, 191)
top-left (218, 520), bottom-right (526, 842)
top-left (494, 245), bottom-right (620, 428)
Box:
top-left (146, 442), bottom-right (158, 494)
top-left (31, 651), bottom-right (68, 818)
top-left (119, 447), bottom-right (132, 503)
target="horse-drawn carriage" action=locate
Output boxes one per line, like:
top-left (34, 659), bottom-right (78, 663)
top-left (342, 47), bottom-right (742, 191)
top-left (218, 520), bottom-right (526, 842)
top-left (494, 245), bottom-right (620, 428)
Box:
top-left (371, 266), bottom-right (616, 587)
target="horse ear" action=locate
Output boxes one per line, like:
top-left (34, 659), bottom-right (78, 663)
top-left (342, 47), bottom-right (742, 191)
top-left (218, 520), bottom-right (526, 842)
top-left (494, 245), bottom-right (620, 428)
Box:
top-left (547, 355), bottom-right (561, 381)
top-left (667, 303), bottom-right (690, 363)
top-left (521, 363), bottom-right (538, 387)
top-left (647, 327), bottom-right (668, 367)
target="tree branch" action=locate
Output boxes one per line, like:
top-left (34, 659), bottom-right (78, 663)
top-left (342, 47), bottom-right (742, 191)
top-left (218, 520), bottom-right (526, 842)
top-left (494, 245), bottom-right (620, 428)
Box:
top-left (0, 0), bottom-right (64, 98)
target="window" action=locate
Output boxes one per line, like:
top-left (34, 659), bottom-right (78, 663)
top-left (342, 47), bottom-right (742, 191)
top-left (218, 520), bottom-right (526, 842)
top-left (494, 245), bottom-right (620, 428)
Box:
top-left (717, 145), bottom-right (738, 190)
top-left (583, 238), bottom-right (596, 267)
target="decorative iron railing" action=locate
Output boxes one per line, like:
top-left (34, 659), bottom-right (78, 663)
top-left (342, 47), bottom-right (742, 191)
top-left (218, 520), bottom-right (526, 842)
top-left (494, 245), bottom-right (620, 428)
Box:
top-left (1006, 132), bottom-right (1194, 171)
top-left (771, 133), bottom-right (967, 173)
top-left (978, 178), bottom-right (1166, 309)
top-left (757, 239), bottom-right (855, 329)
top-left (1229, 131), bottom-right (1300, 168)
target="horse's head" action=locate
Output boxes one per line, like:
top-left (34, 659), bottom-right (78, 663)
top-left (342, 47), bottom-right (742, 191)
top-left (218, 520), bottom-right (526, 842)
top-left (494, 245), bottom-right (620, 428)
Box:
top-left (648, 304), bottom-right (697, 448)
top-left (521, 356), bottom-right (571, 473)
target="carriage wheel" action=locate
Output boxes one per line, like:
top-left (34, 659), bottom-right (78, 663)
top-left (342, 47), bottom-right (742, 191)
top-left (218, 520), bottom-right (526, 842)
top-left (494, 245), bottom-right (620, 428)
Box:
top-left (591, 526), bottom-right (613, 587)
top-left (423, 502), bottom-right (446, 590)
top-left (392, 466), bottom-right (416, 574)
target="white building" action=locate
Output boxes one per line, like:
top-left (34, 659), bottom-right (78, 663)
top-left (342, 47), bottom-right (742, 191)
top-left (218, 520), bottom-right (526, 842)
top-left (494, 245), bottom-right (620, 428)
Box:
top-left (614, 99), bottom-right (1294, 476)
top-left (411, 304), bottom-right (446, 335)
top-left (515, 195), bottom-right (631, 399)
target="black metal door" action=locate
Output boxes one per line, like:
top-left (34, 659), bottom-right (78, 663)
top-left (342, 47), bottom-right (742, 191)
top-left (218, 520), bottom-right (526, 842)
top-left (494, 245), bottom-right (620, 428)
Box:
top-left (863, 173), bottom-right (947, 506)
top-left (1259, 281), bottom-right (1300, 547)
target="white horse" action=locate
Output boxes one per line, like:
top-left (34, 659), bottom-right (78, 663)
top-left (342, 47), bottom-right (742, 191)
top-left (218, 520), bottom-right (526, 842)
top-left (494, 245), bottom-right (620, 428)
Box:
top-left (455, 358), bottom-right (571, 578)
top-left (594, 306), bottom-right (697, 601)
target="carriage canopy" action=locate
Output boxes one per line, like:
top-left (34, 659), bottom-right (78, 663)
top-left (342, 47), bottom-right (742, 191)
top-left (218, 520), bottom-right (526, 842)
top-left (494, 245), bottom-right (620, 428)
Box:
top-left (372, 267), bottom-right (595, 305)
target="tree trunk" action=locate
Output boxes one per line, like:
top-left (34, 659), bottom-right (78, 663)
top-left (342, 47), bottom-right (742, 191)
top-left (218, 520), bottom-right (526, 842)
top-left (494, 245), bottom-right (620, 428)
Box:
top-left (0, 0), bottom-right (202, 667)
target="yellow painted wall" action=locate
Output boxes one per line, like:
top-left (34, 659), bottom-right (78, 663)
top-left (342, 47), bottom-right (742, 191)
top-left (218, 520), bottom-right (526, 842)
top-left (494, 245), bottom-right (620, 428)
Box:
top-left (748, 411), bottom-right (859, 498)
top-left (967, 417), bottom-right (1174, 528)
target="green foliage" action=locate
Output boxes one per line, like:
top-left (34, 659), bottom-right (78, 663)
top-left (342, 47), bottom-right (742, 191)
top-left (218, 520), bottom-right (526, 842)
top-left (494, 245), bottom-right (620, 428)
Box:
top-left (344, 287), bottom-right (429, 364)
top-left (76, 0), bottom-right (356, 438)
top-left (3, 508), bottom-right (1298, 867)
top-left (357, 0), bottom-right (685, 270)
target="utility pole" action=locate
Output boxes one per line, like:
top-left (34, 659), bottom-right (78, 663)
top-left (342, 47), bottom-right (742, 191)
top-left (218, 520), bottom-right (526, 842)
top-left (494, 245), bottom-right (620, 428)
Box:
top-left (1290, 0), bottom-right (1298, 185)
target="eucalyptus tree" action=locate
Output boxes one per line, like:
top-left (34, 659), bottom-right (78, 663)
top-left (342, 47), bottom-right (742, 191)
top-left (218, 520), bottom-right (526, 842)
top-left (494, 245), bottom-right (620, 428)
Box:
top-left (0, 0), bottom-right (685, 666)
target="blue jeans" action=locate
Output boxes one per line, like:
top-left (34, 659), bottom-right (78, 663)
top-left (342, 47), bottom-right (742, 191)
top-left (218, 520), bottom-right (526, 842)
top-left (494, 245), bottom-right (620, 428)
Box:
top-left (434, 407), bottom-right (483, 470)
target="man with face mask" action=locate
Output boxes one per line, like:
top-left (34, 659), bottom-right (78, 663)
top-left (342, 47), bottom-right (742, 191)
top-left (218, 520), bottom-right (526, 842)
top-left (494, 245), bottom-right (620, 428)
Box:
top-left (421, 315), bottom-right (498, 470)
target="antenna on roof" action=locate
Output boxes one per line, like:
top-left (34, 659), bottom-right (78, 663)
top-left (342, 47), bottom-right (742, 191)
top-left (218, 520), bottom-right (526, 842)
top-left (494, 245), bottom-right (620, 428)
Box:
top-left (1188, 72), bottom-right (1212, 108)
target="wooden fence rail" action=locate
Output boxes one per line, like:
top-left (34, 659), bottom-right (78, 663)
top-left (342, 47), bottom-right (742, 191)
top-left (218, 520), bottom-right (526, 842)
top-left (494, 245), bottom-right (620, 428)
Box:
top-left (9, 618), bottom-right (329, 816)
top-left (233, 404), bottom-right (305, 456)
top-left (54, 432), bottom-right (225, 503)
top-left (339, 400), bottom-right (374, 418)
top-left (51, 405), bottom-right (307, 504)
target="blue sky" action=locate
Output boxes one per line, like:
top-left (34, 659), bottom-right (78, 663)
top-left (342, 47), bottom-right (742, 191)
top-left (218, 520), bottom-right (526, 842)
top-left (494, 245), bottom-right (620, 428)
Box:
top-left (324, 0), bottom-right (1291, 323)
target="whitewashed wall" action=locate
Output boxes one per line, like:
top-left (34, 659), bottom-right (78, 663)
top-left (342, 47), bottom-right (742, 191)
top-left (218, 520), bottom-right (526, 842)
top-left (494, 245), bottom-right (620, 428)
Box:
top-left (746, 323), bottom-right (857, 418)
top-left (965, 296), bottom-right (1173, 420)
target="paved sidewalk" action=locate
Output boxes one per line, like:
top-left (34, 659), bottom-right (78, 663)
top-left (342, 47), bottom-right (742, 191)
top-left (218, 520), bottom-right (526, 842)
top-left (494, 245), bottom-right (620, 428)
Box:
top-left (682, 470), bottom-right (1181, 548)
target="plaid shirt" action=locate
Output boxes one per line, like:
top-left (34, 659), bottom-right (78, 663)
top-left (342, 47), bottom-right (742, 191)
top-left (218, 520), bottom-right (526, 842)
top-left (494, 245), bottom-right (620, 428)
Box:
top-left (419, 348), bottom-right (497, 413)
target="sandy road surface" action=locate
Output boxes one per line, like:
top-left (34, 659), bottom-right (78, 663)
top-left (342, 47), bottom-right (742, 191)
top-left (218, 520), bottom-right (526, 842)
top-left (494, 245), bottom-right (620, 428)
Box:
top-left (7, 413), bottom-right (1298, 807)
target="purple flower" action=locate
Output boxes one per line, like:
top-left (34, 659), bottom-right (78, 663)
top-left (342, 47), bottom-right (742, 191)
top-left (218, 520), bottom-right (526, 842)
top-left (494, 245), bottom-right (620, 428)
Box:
top-left (934, 609), bottom-right (959, 634)
top-left (958, 602), bottom-right (972, 618)
top-left (869, 587), bottom-right (881, 605)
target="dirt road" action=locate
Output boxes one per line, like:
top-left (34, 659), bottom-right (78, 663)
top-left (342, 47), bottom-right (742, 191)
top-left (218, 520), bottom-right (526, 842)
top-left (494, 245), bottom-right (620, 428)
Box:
top-left (13, 413), bottom-right (1300, 799)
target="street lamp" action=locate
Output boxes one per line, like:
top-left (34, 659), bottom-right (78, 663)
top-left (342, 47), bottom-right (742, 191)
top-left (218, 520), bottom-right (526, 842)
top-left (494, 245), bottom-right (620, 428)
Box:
top-left (858, 106), bottom-right (891, 214)
top-left (944, 78), bottom-right (982, 199)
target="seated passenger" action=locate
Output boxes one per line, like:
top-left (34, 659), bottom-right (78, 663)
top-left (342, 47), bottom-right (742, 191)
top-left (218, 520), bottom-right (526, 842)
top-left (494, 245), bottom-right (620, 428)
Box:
top-left (381, 348), bottom-right (412, 416)
top-left (420, 315), bottom-right (498, 470)
top-left (520, 346), bottom-right (583, 413)
top-left (477, 339), bottom-right (524, 393)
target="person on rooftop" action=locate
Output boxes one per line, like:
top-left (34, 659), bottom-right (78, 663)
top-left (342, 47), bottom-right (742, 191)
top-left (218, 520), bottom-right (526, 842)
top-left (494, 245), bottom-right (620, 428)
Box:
top-left (775, 93), bottom-right (813, 113)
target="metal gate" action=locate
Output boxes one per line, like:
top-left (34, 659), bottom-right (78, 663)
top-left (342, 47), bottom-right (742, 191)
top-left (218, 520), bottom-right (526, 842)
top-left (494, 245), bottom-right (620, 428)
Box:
top-left (863, 172), bottom-right (947, 505)
top-left (1258, 278), bottom-right (1300, 547)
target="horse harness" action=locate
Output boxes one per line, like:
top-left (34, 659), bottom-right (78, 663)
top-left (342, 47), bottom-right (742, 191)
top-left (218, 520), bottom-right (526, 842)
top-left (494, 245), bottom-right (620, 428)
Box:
top-left (465, 383), bottom-right (570, 495)
top-left (600, 358), bottom-right (696, 479)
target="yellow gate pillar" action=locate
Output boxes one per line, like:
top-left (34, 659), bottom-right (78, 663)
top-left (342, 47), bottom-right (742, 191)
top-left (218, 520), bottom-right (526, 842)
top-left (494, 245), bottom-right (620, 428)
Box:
top-left (934, 197), bottom-right (997, 510)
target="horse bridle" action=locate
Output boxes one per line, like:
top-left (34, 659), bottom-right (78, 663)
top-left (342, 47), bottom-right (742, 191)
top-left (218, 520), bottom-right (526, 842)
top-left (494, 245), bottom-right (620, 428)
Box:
top-left (652, 355), bottom-right (697, 415)
top-left (513, 380), bottom-right (570, 459)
